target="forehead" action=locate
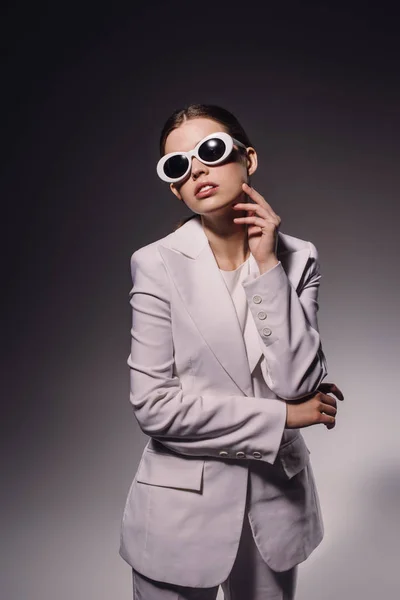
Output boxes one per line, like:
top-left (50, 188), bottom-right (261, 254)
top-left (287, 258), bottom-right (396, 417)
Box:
top-left (164, 118), bottom-right (227, 154)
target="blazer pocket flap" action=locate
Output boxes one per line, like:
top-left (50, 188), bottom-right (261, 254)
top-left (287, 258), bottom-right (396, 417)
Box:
top-left (136, 449), bottom-right (205, 491)
top-left (278, 434), bottom-right (311, 479)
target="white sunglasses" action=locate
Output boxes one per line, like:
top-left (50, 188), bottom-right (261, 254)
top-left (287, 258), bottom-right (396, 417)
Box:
top-left (156, 131), bottom-right (248, 183)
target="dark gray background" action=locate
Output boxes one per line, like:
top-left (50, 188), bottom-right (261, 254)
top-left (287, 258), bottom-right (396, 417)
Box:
top-left (3, 1), bottom-right (399, 599)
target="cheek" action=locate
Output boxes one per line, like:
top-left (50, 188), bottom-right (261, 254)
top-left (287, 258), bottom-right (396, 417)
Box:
top-left (218, 164), bottom-right (247, 189)
top-left (223, 160), bottom-right (246, 178)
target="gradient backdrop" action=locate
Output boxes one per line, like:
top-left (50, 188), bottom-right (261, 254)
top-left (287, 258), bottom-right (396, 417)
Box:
top-left (3, 2), bottom-right (400, 599)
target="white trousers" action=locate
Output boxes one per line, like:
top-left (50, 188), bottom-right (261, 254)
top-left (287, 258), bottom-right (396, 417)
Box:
top-left (131, 507), bottom-right (298, 600)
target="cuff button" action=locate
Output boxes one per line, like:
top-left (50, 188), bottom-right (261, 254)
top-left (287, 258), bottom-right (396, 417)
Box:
top-left (253, 451), bottom-right (262, 459)
top-left (236, 451), bottom-right (246, 458)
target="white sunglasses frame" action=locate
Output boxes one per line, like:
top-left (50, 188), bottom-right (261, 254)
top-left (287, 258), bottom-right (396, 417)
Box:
top-left (156, 131), bottom-right (248, 183)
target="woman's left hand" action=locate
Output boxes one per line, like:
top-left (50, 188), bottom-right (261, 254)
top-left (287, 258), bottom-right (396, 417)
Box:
top-left (233, 183), bottom-right (281, 271)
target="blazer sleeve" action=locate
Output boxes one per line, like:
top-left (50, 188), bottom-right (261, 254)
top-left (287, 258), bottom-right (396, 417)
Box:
top-left (127, 247), bottom-right (287, 464)
top-left (241, 242), bottom-right (328, 401)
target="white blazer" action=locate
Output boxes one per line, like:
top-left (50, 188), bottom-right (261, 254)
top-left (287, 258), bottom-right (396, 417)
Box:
top-left (119, 214), bottom-right (328, 587)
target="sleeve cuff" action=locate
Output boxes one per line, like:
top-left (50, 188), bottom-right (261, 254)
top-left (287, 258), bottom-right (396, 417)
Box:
top-left (242, 260), bottom-right (287, 297)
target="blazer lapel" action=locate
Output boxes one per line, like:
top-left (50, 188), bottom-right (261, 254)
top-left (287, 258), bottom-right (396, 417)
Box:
top-left (159, 215), bottom-right (310, 397)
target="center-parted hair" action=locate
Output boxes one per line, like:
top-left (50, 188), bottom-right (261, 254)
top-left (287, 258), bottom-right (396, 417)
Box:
top-left (159, 104), bottom-right (253, 230)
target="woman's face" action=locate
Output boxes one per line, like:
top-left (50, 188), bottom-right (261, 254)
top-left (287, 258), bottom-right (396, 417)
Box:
top-left (164, 118), bottom-right (258, 218)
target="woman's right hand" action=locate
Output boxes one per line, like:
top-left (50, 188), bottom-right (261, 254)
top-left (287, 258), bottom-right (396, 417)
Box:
top-left (285, 382), bottom-right (344, 430)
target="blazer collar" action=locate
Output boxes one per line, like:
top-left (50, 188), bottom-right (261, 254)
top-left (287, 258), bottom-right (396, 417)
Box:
top-left (158, 215), bottom-right (310, 396)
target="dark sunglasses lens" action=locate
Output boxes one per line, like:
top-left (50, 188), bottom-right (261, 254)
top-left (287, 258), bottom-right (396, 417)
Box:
top-left (198, 138), bottom-right (226, 162)
top-left (164, 155), bottom-right (189, 179)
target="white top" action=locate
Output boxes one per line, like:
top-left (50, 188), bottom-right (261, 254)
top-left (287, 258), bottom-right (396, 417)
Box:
top-left (219, 258), bottom-right (251, 334)
top-left (218, 257), bottom-right (274, 398)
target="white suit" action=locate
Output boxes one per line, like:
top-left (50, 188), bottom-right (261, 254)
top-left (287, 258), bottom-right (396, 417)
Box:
top-left (119, 214), bottom-right (328, 587)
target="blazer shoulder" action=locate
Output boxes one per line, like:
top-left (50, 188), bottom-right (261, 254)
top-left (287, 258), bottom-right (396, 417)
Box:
top-left (130, 230), bottom-right (175, 268)
top-left (130, 228), bottom-right (318, 266)
top-left (128, 232), bottom-right (178, 302)
top-left (278, 230), bottom-right (317, 256)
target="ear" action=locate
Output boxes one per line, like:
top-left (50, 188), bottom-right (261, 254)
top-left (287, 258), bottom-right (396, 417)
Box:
top-left (246, 147), bottom-right (258, 177)
top-left (170, 183), bottom-right (183, 201)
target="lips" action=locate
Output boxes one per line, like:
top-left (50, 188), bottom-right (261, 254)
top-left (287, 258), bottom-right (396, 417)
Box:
top-left (194, 181), bottom-right (219, 197)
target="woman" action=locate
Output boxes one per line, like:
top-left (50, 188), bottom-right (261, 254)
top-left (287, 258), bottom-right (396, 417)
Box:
top-left (119, 104), bottom-right (343, 600)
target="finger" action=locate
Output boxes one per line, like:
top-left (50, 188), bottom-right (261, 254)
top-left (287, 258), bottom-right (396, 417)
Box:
top-left (320, 401), bottom-right (337, 417)
top-left (319, 412), bottom-right (336, 426)
top-left (330, 384), bottom-right (344, 401)
top-left (233, 215), bottom-right (280, 229)
top-left (242, 183), bottom-right (278, 218)
top-left (318, 382), bottom-right (344, 401)
top-left (233, 203), bottom-right (269, 219)
top-left (320, 393), bottom-right (337, 409)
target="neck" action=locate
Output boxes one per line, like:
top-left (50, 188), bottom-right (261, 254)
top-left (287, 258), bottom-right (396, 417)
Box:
top-left (200, 214), bottom-right (250, 270)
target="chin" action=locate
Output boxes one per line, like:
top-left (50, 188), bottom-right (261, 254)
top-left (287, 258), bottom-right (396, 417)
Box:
top-left (203, 204), bottom-right (236, 217)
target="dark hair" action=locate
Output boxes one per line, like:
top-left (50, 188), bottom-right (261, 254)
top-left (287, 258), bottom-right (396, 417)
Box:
top-left (159, 103), bottom-right (254, 230)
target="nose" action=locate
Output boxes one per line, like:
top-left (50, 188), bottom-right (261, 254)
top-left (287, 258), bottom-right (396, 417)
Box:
top-left (191, 156), bottom-right (209, 179)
